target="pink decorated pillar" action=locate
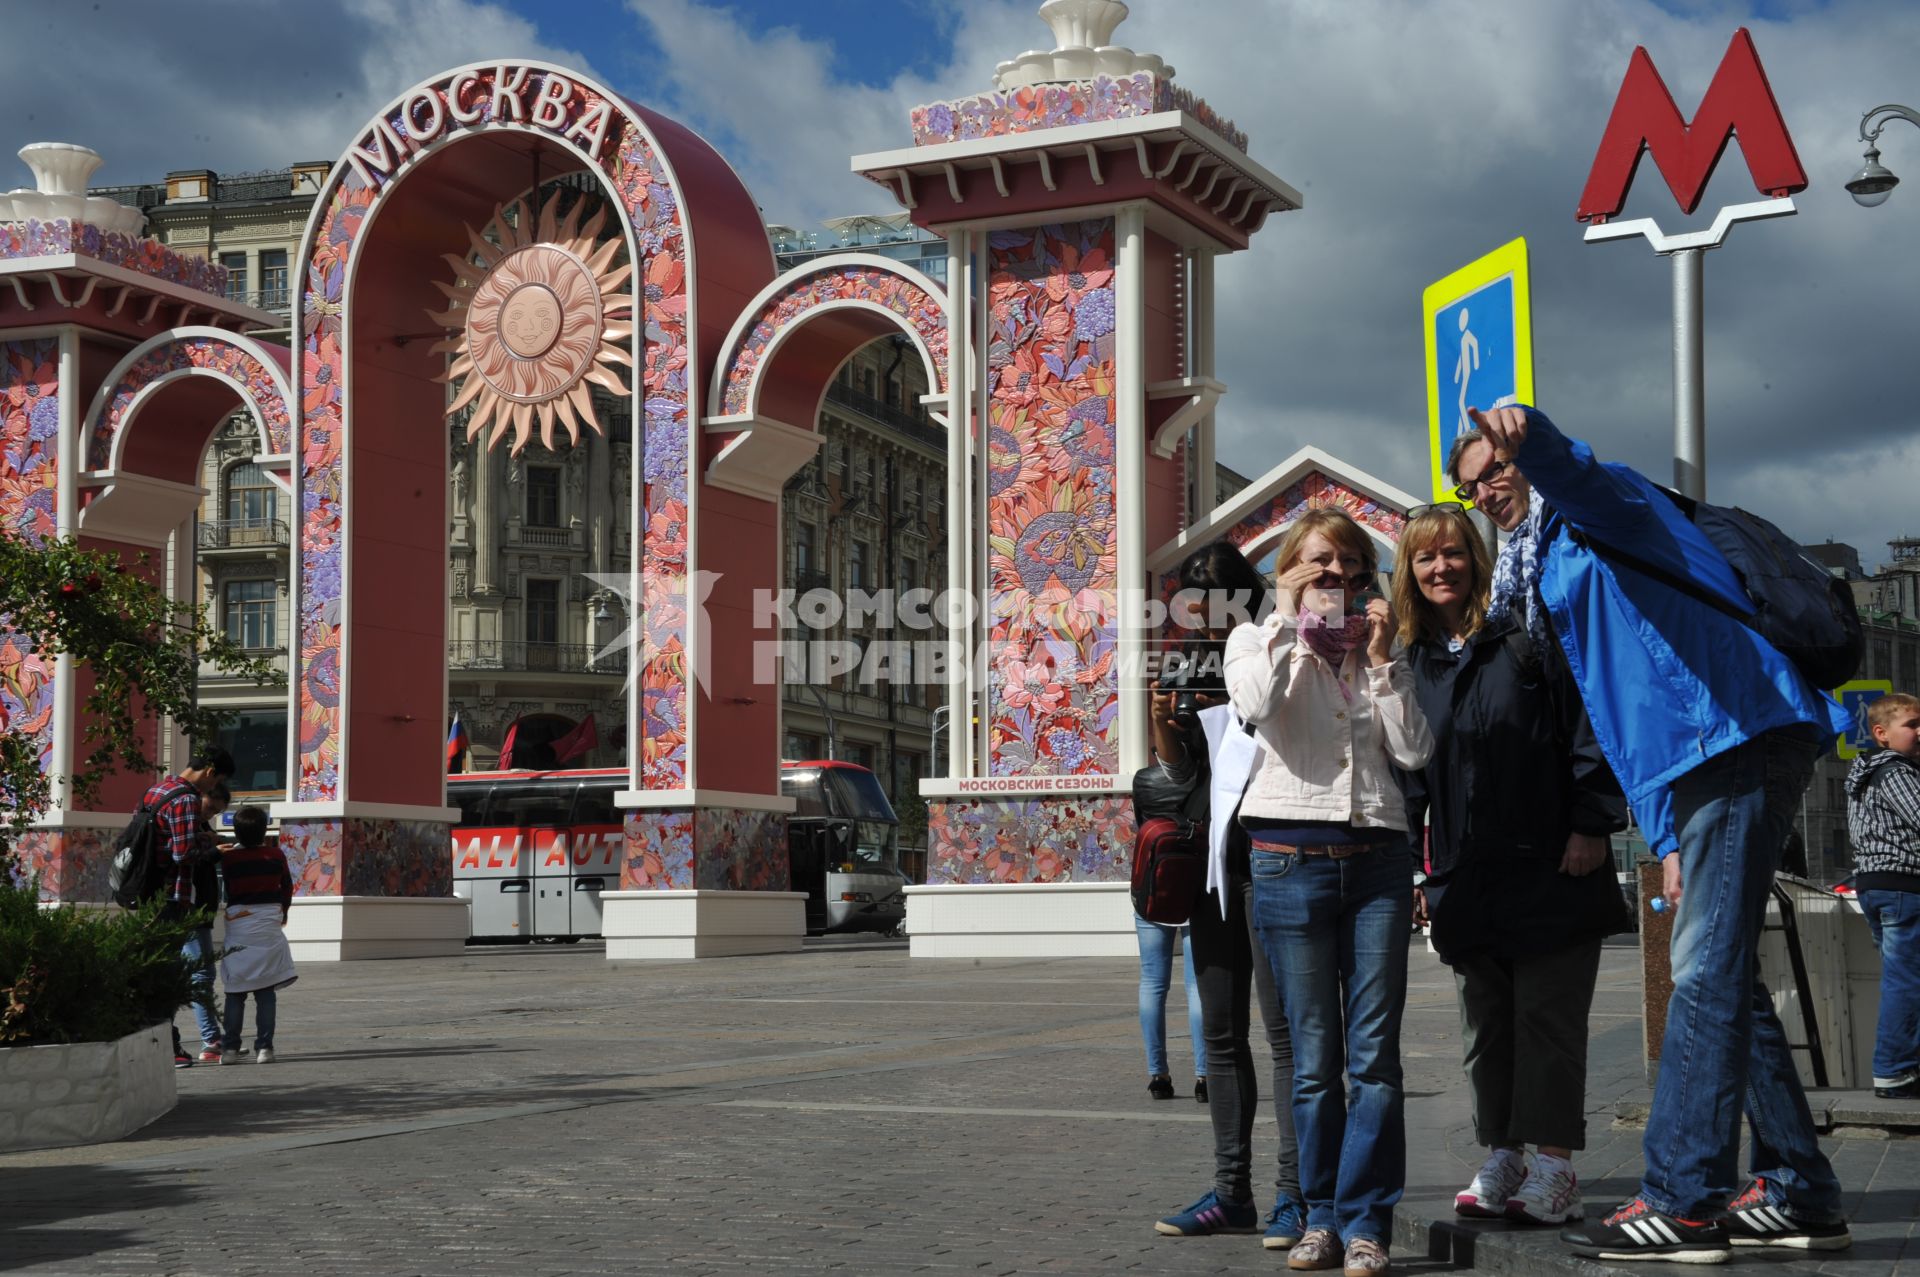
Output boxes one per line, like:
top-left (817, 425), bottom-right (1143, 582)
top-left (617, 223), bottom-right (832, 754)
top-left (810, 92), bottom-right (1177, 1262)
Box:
top-left (852, 2), bottom-right (1303, 953)
top-left (0, 144), bottom-right (293, 902)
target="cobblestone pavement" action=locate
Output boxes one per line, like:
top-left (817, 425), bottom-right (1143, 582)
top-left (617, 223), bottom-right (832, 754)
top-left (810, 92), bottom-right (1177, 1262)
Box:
top-left (2, 937), bottom-right (1914, 1275)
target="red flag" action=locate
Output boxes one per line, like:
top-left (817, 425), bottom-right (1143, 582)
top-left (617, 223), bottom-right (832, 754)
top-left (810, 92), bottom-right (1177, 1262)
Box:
top-left (552, 713), bottom-right (599, 765)
top-left (497, 721), bottom-right (520, 771)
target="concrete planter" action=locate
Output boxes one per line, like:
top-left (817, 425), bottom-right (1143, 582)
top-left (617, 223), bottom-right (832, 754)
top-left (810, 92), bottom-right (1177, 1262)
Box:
top-left (0, 1023), bottom-right (176, 1152)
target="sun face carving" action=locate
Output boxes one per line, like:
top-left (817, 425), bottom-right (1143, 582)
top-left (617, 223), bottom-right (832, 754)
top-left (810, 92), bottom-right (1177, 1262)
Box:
top-left (430, 190), bottom-right (634, 456)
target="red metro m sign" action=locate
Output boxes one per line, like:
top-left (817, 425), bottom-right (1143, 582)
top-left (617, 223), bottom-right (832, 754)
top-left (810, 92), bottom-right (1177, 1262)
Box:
top-left (1577, 28), bottom-right (1807, 223)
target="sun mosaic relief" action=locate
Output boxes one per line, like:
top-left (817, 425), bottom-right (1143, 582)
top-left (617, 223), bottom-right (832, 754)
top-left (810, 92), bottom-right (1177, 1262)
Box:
top-left (431, 190), bottom-right (636, 456)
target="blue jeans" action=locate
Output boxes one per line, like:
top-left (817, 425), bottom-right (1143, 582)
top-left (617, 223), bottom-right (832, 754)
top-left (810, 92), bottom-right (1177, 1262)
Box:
top-left (1858, 888), bottom-right (1920, 1089)
top-left (1134, 915), bottom-right (1204, 1078)
top-left (1250, 842), bottom-right (1413, 1246)
top-left (175, 927), bottom-right (221, 1052)
top-left (1642, 726), bottom-right (1842, 1222)
top-left (224, 989), bottom-right (278, 1051)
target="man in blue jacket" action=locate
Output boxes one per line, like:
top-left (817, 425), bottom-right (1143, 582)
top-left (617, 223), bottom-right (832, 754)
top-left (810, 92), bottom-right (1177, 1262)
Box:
top-left (1452, 406), bottom-right (1852, 1262)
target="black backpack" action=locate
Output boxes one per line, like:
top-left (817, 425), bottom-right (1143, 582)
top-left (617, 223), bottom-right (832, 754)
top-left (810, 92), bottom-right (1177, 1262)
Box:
top-left (1579, 487), bottom-right (1864, 692)
top-left (107, 782), bottom-right (195, 909)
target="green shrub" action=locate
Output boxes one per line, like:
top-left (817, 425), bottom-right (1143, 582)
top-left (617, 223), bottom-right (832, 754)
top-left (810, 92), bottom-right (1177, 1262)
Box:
top-left (0, 880), bottom-right (209, 1046)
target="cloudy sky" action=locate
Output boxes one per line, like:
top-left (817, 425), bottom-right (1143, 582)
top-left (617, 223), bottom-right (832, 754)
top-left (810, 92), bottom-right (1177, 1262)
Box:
top-left (9, 0), bottom-right (1919, 565)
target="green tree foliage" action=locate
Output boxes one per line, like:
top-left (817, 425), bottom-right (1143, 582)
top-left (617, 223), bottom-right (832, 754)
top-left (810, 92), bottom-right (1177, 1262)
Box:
top-left (0, 527), bottom-right (280, 867)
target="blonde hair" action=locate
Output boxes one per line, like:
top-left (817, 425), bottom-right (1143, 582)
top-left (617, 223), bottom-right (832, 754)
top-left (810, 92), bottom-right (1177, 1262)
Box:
top-left (1270, 509), bottom-right (1379, 591)
top-left (1868, 692), bottom-right (1920, 732)
top-left (1392, 506), bottom-right (1492, 647)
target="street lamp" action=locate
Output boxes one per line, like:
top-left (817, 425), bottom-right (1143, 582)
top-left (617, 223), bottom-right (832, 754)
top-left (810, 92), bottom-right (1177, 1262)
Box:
top-left (1846, 105), bottom-right (1920, 207)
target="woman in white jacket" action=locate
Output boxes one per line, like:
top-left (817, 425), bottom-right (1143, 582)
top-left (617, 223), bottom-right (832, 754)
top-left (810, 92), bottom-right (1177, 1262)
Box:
top-left (1224, 507), bottom-right (1433, 1277)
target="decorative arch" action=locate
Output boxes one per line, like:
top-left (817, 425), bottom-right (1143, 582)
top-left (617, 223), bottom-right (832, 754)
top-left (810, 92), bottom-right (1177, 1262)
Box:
top-left (701, 254), bottom-right (952, 501)
top-left (291, 61), bottom-right (770, 807)
top-left (710, 255), bottom-right (950, 420)
top-left (83, 327), bottom-right (294, 472)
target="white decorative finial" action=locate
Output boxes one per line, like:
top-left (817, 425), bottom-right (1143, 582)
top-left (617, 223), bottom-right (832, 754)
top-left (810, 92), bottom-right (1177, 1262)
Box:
top-left (994, 0), bottom-right (1173, 91)
top-left (1, 143), bottom-right (148, 237)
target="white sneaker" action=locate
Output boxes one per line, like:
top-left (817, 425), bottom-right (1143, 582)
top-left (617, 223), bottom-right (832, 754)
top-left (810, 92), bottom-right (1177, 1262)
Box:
top-left (1456, 1148), bottom-right (1527, 1218)
top-left (255, 1047), bottom-right (276, 1064)
top-left (1505, 1153), bottom-right (1583, 1225)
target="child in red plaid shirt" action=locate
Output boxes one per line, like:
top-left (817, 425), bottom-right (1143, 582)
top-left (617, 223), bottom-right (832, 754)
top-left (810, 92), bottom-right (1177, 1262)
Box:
top-left (216, 806), bottom-right (297, 1065)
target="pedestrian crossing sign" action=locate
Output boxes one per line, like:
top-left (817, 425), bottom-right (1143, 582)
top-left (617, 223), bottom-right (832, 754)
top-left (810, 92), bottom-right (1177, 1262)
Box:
top-left (1835, 679), bottom-right (1894, 760)
top-left (1423, 238), bottom-right (1534, 503)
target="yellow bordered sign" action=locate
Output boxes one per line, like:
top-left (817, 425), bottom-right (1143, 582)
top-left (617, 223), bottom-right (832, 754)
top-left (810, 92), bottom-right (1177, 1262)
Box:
top-left (1835, 679), bottom-right (1895, 760)
top-left (1423, 238), bottom-right (1535, 503)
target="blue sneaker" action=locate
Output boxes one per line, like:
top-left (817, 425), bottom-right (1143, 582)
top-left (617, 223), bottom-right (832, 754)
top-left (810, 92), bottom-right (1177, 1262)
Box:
top-left (1262, 1196), bottom-right (1307, 1250)
top-left (1154, 1190), bottom-right (1258, 1236)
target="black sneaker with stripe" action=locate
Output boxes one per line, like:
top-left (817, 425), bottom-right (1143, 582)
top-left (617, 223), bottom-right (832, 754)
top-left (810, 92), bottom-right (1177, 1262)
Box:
top-left (1719, 1179), bottom-right (1852, 1251)
top-left (1560, 1196), bottom-right (1730, 1265)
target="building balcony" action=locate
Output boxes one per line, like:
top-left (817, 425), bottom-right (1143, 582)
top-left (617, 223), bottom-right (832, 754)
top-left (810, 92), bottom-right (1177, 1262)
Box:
top-left (198, 517), bottom-right (290, 554)
top-left (823, 382), bottom-right (946, 450)
top-left (446, 640), bottom-right (628, 677)
top-left (792, 567), bottom-right (832, 594)
top-left (199, 646), bottom-right (289, 681)
top-left (220, 288), bottom-right (293, 316)
top-left (509, 524), bottom-right (578, 550)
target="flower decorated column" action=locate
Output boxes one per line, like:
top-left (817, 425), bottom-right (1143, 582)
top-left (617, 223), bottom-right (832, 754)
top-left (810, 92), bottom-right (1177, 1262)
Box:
top-left (0, 144), bottom-right (292, 903)
top-left (853, 1), bottom-right (1303, 954)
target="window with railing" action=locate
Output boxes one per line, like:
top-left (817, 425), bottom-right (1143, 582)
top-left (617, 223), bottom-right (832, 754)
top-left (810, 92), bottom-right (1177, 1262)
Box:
top-left (224, 461), bottom-right (279, 526)
top-left (224, 578), bottom-right (277, 650)
top-left (527, 465), bottom-right (562, 527)
top-left (850, 540), bottom-right (871, 592)
top-left (793, 522), bottom-right (818, 576)
top-left (221, 253), bottom-right (248, 303)
top-left (259, 250), bottom-right (289, 311)
top-left (526, 579), bottom-right (560, 645)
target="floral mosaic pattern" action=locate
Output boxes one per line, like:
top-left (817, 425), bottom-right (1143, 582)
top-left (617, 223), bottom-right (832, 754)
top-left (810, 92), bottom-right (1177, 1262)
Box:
top-left (0, 219), bottom-right (227, 295)
top-left (623, 809), bottom-right (695, 890)
top-left (279, 818), bottom-right (451, 897)
top-left (279, 821), bottom-right (343, 896)
top-left (911, 73), bottom-right (1248, 154)
top-left (1227, 473), bottom-right (1407, 571)
top-left (88, 335), bottom-right (292, 469)
top-left (719, 264), bottom-right (948, 417)
top-left (296, 70), bottom-right (692, 802)
top-left (1, 339), bottom-right (59, 771)
top-left (928, 795), bottom-right (1134, 884)
top-left (341, 818), bottom-right (453, 897)
top-left (693, 808), bottom-right (789, 891)
top-left (984, 221), bottom-right (1119, 777)
top-left (9, 828), bottom-right (110, 902)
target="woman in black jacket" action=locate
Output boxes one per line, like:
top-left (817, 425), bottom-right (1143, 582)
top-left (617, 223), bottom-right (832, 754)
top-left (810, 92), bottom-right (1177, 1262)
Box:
top-left (1391, 504), bottom-right (1627, 1230)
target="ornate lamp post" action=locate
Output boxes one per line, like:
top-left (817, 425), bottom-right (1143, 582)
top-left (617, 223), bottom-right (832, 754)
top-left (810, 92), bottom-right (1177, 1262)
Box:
top-left (1845, 105), bottom-right (1920, 207)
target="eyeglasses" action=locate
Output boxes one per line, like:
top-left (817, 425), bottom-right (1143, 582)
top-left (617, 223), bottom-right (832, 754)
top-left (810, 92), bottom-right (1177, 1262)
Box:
top-left (1453, 459), bottom-right (1511, 502)
top-left (1406, 501), bottom-right (1467, 520)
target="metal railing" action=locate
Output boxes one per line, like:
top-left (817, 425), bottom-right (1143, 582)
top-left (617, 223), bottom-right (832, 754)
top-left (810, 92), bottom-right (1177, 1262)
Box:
top-left (446, 640), bottom-right (627, 675)
top-left (220, 288), bottom-right (293, 314)
top-left (823, 382), bottom-right (945, 449)
top-left (198, 517), bottom-right (290, 549)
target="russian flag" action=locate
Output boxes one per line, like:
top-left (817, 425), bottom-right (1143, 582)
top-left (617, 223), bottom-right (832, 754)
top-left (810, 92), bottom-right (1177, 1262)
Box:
top-left (446, 712), bottom-right (469, 773)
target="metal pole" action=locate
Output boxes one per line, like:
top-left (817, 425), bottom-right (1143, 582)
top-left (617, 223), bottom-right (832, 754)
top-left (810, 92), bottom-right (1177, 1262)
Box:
top-left (1671, 247), bottom-right (1706, 500)
top-left (807, 683), bottom-right (838, 760)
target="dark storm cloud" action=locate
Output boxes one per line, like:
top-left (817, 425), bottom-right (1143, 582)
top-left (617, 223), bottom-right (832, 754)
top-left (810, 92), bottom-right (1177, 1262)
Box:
top-left (7, 0), bottom-right (1915, 560)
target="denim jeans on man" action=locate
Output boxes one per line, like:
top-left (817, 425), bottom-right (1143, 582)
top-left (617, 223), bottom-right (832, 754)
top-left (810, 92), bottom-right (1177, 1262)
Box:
top-left (1642, 725), bottom-right (1843, 1221)
top-left (1250, 842), bottom-right (1412, 1245)
top-left (1857, 888), bottom-right (1920, 1090)
top-left (173, 926), bottom-right (222, 1052)
top-left (224, 989), bottom-right (278, 1052)
top-left (1133, 915), bottom-right (1205, 1079)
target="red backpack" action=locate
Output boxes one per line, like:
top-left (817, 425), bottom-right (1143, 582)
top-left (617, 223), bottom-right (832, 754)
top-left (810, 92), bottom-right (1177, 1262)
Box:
top-left (1130, 763), bottom-right (1208, 925)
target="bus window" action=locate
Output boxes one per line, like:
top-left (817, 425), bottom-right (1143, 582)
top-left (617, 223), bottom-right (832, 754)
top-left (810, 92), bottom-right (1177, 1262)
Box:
top-left (452, 786), bottom-right (494, 828)
top-left (490, 783), bottom-right (574, 827)
top-left (571, 783), bottom-right (623, 826)
top-left (821, 767), bottom-right (897, 823)
top-left (779, 769), bottom-right (830, 817)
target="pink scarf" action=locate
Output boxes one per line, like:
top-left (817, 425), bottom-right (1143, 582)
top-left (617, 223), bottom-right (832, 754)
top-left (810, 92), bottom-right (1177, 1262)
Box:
top-left (1298, 610), bottom-right (1368, 695)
